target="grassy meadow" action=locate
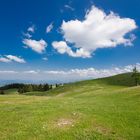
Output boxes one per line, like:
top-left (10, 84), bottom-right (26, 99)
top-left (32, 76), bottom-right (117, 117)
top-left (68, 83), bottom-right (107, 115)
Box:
top-left (0, 73), bottom-right (140, 140)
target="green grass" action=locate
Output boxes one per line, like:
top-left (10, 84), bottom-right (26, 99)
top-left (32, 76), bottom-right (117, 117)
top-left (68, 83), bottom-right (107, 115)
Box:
top-left (0, 73), bottom-right (140, 140)
top-left (4, 88), bottom-right (18, 95)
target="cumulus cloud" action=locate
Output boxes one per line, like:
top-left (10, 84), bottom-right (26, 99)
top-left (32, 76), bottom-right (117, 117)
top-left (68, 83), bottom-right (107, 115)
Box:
top-left (52, 41), bottom-right (91, 58)
top-left (54, 5), bottom-right (137, 58)
top-left (46, 23), bottom-right (53, 33)
top-left (0, 55), bottom-right (26, 63)
top-left (6, 55), bottom-right (26, 63)
top-left (23, 39), bottom-right (47, 53)
top-left (22, 24), bottom-right (47, 53)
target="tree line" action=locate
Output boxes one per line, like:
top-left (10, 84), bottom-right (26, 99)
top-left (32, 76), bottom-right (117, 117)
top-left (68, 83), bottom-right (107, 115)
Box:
top-left (18, 83), bottom-right (52, 93)
top-left (0, 83), bottom-right (55, 94)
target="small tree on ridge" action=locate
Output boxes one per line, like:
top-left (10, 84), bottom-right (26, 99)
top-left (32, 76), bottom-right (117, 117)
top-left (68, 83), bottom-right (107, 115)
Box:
top-left (132, 66), bottom-right (140, 86)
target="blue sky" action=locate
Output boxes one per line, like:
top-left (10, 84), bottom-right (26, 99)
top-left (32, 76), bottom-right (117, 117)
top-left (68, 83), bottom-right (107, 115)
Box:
top-left (0, 0), bottom-right (140, 83)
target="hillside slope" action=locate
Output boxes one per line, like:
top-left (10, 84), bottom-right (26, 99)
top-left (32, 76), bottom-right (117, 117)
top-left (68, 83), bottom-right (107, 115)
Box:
top-left (25, 72), bottom-right (135, 96)
top-left (99, 72), bottom-right (137, 86)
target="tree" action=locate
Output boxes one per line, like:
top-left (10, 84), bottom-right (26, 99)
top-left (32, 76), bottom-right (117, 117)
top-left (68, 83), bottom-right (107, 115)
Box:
top-left (132, 66), bottom-right (140, 86)
top-left (0, 90), bottom-right (5, 95)
top-left (26, 84), bottom-right (33, 92)
top-left (18, 88), bottom-right (22, 94)
top-left (49, 85), bottom-right (53, 89)
top-left (56, 84), bottom-right (59, 88)
top-left (38, 84), bottom-right (44, 91)
top-left (32, 84), bottom-right (38, 91)
top-left (43, 84), bottom-right (49, 91)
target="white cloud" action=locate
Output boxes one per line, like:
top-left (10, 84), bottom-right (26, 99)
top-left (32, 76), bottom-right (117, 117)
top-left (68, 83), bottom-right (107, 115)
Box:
top-left (23, 39), bottom-right (47, 53)
top-left (22, 25), bottom-right (36, 39)
top-left (52, 41), bottom-right (71, 54)
top-left (0, 64), bottom-right (139, 83)
top-left (43, 64), bottom-right (140, 82)
top-left (55, 5), bottom-right (137, 58)
top-left (52, 41), bottom-right (91, 58)
top-left (64, 5), bottom-right (74, 11)
top-left (23, 70), bottom-right (39, 74)
top-left (0, 57), bottom-right (11, 63)
top-left (44, 65), bottom-right (133, 78)
top-left (23, 25), bottom-right (47, 53)
top-left (6, 55), bottom-right (26, 63)
top-left (0, 55), bottom-right (26, 63)
top-left (27, 25), bottom-right (35, 33)
top-left (46, 23), bottom-right (53, 33)
top-left (23, 32), bottom-right (32, 38)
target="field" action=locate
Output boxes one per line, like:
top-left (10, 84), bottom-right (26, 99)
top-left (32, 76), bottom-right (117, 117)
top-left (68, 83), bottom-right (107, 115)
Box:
top-left (0, 73), bottom-right (140, 140)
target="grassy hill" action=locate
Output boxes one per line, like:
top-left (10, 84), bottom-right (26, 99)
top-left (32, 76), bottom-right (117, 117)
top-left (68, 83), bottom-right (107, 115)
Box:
top-left (0, 73), bottom-right (140, 140)
top-left (100, 72), bottom-right (137, 86)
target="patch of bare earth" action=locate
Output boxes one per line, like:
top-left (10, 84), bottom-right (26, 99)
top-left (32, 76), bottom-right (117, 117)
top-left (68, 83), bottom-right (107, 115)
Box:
top-left (57, 118), bottom-right (74, 128)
